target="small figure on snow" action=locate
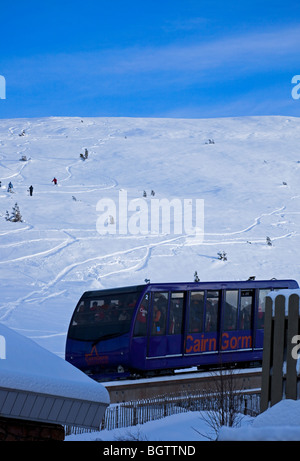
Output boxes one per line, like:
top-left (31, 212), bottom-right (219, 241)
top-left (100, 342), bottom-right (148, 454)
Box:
top-left (7, 182), bottom-right (13, 193)
top-left (52, 177), bottom-right (57, 185)
top-left (28, 185), bottom-right (33, 196)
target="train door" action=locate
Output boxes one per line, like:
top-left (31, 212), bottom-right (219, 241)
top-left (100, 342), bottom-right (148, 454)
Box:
top-left (221, 289), bottom-right (254, 353)
top-left (204, 290), bottom-right (220, 352)
top-left (147, 292), bottom-right (169, 358)
top-left (167, 292), bottom-right (186, 356)
top-left (147, 291), bottom-right (186, 358)
top-left (185, 290), bottom-right (220, 356)
top-left (254, 288), bottom-right (267, 349)
top-left (131, 292), bottom-right (150, 369)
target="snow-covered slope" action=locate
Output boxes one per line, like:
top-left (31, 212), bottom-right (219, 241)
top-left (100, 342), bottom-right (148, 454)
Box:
top-left (0, 115), bottom-right (299, 358)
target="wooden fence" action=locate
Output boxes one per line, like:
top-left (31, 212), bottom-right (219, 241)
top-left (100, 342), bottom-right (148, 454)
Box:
top-left (260, 290), bottom-right (300, 413)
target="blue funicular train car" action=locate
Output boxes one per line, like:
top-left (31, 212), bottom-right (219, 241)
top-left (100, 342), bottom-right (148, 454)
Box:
top-left (65, 278), bottom-right (298, 381)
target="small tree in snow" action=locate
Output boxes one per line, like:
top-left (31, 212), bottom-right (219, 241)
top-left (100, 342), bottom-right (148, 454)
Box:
top-left (217, 251), bottom-right (227, 261)
top-left (5, 203), bottom-right (23, 222)
top-left (80, 148), bottom-right (89, 160)
top-left (194, 367), bottom-right (245, 440)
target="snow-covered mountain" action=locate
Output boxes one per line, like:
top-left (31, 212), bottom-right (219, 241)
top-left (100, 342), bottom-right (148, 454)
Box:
top-left (0, 115), bottom-right (299, 359)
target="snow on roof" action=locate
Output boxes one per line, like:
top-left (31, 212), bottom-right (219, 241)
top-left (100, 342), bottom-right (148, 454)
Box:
top-left (0, 323), bottom-right (109, 405)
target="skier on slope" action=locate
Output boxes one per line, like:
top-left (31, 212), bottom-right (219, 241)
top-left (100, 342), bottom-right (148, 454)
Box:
top-left (52, 177), bottom-right (57, 185)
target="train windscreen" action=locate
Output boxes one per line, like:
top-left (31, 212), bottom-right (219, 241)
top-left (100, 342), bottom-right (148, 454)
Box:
top-left (68, 291), bottom-right (140, 342)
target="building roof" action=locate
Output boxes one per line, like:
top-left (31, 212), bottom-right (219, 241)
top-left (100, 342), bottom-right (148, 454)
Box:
top-left (0, 323), bottom-right (109, 429)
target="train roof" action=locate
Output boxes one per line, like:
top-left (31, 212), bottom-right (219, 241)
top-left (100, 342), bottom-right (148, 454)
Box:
top-left (81, 279), bottom-right (298, 298)
top-left (82, 284), bottom-right (146, 298)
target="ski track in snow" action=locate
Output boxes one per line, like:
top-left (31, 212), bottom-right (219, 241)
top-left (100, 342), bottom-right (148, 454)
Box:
top-left (0, 116), bottom-right (300, 355)
top-left (0, 202), bottom-right (295, 322)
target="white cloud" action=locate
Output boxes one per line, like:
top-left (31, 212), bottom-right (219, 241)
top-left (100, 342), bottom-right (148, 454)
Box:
top-left (90, 24), bottom-right (300, 76)
top-left (3, 24), bottom-right (300, 101)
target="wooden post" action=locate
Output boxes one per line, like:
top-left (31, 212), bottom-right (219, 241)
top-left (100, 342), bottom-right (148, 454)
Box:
top-left (260, 296), bottom-right (273, 413)
top-left (261, 291), bottom-right (300, 413)
top-left (286, 294), bottom-right (299, 400)
top-left (271, 295), bottom-right (285, 406)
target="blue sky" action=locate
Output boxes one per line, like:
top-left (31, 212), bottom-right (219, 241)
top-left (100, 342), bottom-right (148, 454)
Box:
top-left (1, 0), bottom-right (300, 119)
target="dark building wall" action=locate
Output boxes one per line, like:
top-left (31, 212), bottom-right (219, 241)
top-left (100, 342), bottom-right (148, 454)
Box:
top-left (0, 416), bottom-right (65, 441)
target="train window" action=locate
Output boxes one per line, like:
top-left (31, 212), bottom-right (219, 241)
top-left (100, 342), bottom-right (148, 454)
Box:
top-left (189, 291), bottom-right (204, 333)
top-left (89, 295), bottom-right (136, 324)
top-left (133, 293), bottom-right (149, 337)
top-left (169, 292), bottom-right (185, 335)
top-left (205, 291), bottom-right (219, 332)
top-left (239, 290), bottom-right (253, 330)
top-left (71, 301), bottom-right (84, 321)
top-left (257, 289), bottom-right (269, 329)
top-left (257, 287), bottom-right (288, 329)
top-left (69, 292), bottom-right (139, 341)
top-left (224, 290), bottom-right (238, 330)
top-left (151, 292), bottom-right (168, 335)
